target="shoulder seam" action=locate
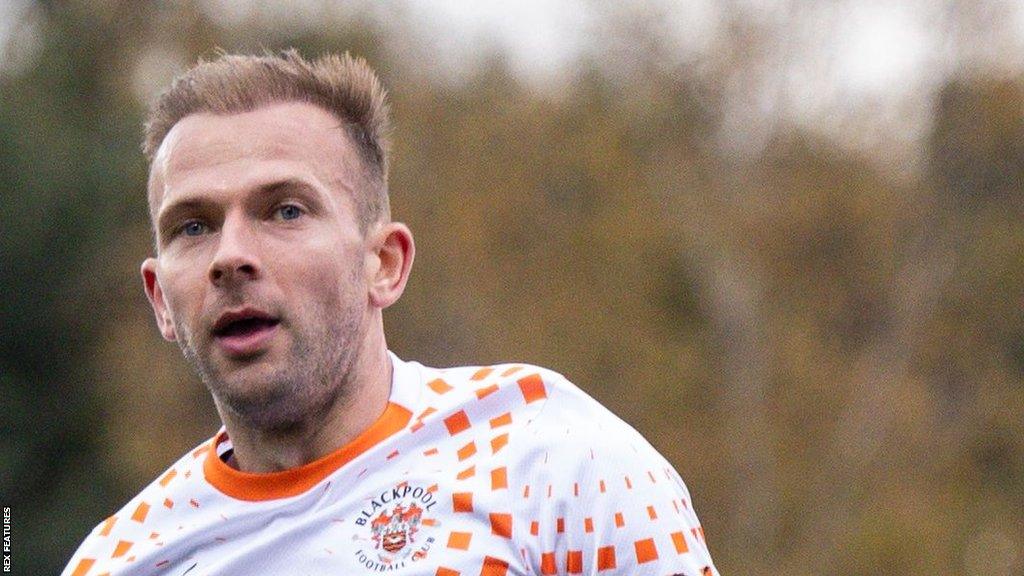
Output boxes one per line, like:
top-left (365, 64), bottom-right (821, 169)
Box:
top-left (505, 370), bottom-right (565, 558)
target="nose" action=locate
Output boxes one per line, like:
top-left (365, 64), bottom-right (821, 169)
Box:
top-left (208, 215), bottom-right (261, 286)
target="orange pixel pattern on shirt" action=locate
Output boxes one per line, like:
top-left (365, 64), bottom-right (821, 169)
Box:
top-left (61, 356), bottom-right (718, 576)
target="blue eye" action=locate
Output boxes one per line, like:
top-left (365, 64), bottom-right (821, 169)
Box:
top-left (183, 221), bottom-right (206, 236)
top-left (278, 204), bottom-right (302, 220)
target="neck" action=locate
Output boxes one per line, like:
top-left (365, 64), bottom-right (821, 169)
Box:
top-left (217, 324), bottom-right (394, 474)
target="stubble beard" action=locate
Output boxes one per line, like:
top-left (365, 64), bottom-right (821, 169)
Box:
top-left (176, 295), bottom-right (365, 435)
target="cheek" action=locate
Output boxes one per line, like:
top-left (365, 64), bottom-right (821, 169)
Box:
top-left (159, 261), bottom-right (207, 320)
top-left (291, 251), bottom-right (368, 312)
top-left (305, 262), bottom-right (360, 302)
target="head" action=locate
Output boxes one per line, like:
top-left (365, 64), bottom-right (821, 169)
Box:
top-left (140, 51), bottom-right (414, 433)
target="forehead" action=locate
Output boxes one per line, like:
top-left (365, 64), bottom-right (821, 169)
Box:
top-left (148, 101), bottom-right (357, 214)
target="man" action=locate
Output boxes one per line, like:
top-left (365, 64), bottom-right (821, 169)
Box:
top-left (63, 50), bottom-right (718, 576)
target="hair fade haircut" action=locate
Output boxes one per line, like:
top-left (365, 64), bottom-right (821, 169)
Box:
top-left (144, 49), bottom-right (392, 230)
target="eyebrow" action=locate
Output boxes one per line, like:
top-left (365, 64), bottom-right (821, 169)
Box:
top-left (256, 178), bottom-right (319, 197)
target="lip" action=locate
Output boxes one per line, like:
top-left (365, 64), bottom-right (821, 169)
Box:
top-left (212, 307), bottom-right (281, 358)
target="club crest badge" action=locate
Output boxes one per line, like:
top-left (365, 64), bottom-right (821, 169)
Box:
top-left (372, 502), bottom-right (422, 556)
top-left (352, 483), bottom-right (439, 571)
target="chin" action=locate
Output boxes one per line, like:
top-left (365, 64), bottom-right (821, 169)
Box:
top-left (218, 386), bottom-right (311, 433)
top-left (212, 370), bottom-right (334, 434)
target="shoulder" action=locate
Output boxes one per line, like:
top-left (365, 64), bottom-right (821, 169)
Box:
top-left (406, 360), bottom-right (568, 432)
top-left (413, 361), bottom-right (564, 404)
top-left (61, 437), bottom-right (216, 576)
top-left (410, 358), bottom-right (684, 505)
top-left (504, 369), bottom-right (679, 496)
top-left (411, 360), bottom-right (653, 466)
top-left (464, 368), bottom-right (721, 575)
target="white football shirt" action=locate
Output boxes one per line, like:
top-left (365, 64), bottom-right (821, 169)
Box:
top-left (63, 353), bottom-right (719, 575)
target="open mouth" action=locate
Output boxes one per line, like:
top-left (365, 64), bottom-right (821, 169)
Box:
top-left (214, 316), bottom-right (280, 338)
top-left (212, 309), bottom-right (281, 338)
top-left (211, 309), bottom-right (281, 356)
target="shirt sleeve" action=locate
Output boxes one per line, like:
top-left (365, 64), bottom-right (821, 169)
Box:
top-left (508, 374), bottom-right (719, 576)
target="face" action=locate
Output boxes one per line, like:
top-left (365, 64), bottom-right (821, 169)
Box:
top-left (142, 102), bottom-right (379, 431)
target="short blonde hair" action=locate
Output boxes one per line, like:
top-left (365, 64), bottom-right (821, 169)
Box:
top-left (144, 49), bottom-right (392, 229)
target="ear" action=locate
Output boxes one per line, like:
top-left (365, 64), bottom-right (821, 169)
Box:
top-left (141, 258), bottom-right (178, 341)
top-left (367, 222), bottom-right (415, 309)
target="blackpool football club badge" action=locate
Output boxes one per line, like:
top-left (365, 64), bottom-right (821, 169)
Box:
top-left (352, 482), bottom-right (439, 571)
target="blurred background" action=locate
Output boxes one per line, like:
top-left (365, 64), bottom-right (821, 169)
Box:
top-left (1, 0), bottom-right (1022, 574)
